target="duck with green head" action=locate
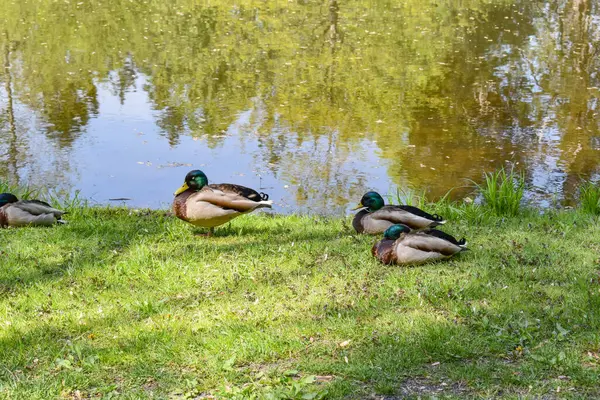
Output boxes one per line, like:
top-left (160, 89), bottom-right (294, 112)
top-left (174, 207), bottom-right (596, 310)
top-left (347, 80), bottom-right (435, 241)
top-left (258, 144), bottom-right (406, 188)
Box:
top-left (372, 224), bottom-right (467, 265)
top-left (172, 170), bottom-right (273, 236)
top-left (0, 193), bottom-right (67, 228)
top-left (352, 191), bottom-right (445, 234)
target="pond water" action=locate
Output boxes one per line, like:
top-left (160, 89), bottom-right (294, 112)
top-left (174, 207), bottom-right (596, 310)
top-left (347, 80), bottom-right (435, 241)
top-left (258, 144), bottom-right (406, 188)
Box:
top-left (1, 0), bottom-right (599, 214)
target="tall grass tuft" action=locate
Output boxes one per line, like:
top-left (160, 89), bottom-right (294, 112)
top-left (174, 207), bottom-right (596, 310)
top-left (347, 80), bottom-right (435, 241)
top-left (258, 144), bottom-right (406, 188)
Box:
top-left (389, 186), bottom-right (427, 208)
top-left (474, 167), bottom-right (525, 216)
top-left (47, 189), bottom-right (87, 209)
top-left (436, 201), bottom-right (490, 224)
top-left (0, 181), bottom-right (84, 209)
top-left (0, 181), bottom-right (41, 199)
top-left (579, 181), bottom-right (600, 215)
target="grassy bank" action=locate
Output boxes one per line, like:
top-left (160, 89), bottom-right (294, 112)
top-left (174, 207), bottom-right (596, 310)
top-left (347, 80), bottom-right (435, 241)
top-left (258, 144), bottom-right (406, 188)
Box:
top-left (1, 203), bottom-right (600, 399)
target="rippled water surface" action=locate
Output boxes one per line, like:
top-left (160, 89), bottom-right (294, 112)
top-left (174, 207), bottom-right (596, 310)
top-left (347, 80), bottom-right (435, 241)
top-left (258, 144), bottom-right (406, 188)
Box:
top-left (1, 0), bottom-right (599, 213)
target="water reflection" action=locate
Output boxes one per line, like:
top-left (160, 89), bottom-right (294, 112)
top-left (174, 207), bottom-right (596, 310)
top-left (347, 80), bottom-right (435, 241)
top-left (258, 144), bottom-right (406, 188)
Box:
top-left (1, 0), bottom-right (599, 213)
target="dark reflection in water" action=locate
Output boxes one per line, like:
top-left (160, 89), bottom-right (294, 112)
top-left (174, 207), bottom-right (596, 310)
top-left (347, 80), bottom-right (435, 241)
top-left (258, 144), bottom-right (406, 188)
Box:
top-left (0, 0), bottom-right (599, 214)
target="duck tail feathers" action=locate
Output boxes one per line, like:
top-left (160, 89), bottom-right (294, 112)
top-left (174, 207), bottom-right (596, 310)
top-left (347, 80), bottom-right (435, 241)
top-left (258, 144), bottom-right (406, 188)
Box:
top-left (259, 192), bottom-right (269, 201)
top-left (257, 200), bottom-right (273, 209)
top-left (431, 214), bottom-right (446, 224)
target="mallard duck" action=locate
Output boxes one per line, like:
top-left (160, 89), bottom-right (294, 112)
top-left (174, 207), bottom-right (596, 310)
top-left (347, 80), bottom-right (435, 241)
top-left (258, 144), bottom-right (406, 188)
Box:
top-left (172, 170), bottom-right (273, 236)
top-left (352, 191), bottom-right (445, 234)
top-left (0, 193), bottom-right (67, 228)
top-left (372, 224), bottom-right (467, 265)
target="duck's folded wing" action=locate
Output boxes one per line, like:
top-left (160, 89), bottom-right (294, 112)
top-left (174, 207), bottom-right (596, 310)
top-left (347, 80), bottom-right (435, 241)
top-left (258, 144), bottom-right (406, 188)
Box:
top-left (14, 201), bottom-right (65, 217)
top-left (369, 205), bottom-right (437, 224)
top-left (193, 188), bottom-right (272, 212)
top-left (401, 234), bottom-right (461, 256)
top-left (5, 206), bottom-right (57, 226)
top-left (24, 199), bottom-right (52, 207)
top-left (423, 229), bottom-right (465, 246)
top-left (207, 183), bottom-right (268, 201)
top-left (386, 205), bottom-right (443, 221)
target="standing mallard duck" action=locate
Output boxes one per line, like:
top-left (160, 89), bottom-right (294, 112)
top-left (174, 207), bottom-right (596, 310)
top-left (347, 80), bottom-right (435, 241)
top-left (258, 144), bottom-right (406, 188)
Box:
top-left (372, 224), bottom-right (467, 265)
top-left (172, 170), bottom-right (273, 236)
top-left (352, 191), bottom-right (445, 234)
top-left (0, 193), bottom-right (67, 228)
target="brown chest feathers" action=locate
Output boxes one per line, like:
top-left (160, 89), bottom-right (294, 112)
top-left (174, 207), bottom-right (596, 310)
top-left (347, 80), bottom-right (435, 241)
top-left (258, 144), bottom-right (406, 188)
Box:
top-left (352, 209), bottom-right (368, 233)
top-left (371, 239), bottom-right (396, 265)
top-left (0, 206), bottom-right (8, 228)
top-left (172, 190), bottom-right (193, 221)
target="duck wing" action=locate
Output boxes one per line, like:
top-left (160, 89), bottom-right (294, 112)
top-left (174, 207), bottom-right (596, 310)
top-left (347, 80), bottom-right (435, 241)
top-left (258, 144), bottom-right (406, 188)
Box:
top-left (422, 229), bottom-right (467, 246)
top-left (394, 205), bottom-right (445, 222)
top-left (207, 183), bottom-right (269, 201)
top-left (193, 187), bottom-right (272, 213)
top-left (13, 200), bottom-right (65, 218)
top-left (369, 205), bottom-right (445, 229)
top-left (401, 233), bottom-right (464, 256)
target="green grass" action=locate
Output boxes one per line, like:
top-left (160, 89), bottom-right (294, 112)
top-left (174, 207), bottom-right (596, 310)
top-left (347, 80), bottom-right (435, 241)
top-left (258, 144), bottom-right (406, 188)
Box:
top-left (389, 186), bottom-right (427, 209)
top-left (0, 182), bottom-right (41, 200)
top-left (579, 181), bottom-right (600, 215)
top-left (474, 168), bottom-right (525, 216)
top-left (1, 205), bottom-right (600, 399)
top-left (1, 181), bottom-right (87, 210)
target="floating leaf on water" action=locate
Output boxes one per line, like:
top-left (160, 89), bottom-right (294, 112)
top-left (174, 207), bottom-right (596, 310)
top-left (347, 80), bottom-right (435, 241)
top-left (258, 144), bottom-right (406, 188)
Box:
top-left (157, 162), bottom-right (193, 169)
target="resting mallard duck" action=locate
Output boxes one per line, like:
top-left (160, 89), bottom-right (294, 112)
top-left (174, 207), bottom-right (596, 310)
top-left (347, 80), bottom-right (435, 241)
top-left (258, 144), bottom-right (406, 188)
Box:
top-left (0, 193), bottom-right (67, 228)
top-left (352, 191), bottom-right (445, 234)
top-left (172, 170), bottom-right (273, 236)
top-left (372, 224), bottom-right (467, 265)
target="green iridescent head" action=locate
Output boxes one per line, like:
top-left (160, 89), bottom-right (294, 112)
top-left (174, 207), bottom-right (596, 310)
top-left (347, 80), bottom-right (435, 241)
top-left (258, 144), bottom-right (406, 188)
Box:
top-left (174, 170), bottom-right (209, 195)
top-left (0, 193), bottom-right (19, 207)
top-left (383, 224), bottom-right (411, 240)
top-left (352, 191), bottom-right (385, 212)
